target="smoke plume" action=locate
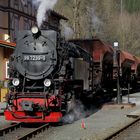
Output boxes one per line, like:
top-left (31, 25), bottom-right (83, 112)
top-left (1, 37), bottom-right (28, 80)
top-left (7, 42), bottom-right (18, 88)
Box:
top-left (61, 100), bottom-right (96, 124)
top-left (62, 22), bottom-right (74, 39)
top-left (31, 0), bottom-right (58, 27)
top-left (91, 8), bottom-right (103, 35)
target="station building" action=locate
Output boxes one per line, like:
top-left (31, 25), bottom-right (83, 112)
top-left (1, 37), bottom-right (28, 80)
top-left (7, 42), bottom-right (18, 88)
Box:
top-left (0, 0), bottom-right (37, 82)
top-left (0, 0), bottom-right (37, 101)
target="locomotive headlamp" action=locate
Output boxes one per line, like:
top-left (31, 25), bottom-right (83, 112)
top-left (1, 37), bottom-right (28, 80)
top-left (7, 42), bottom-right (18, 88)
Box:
top-left (31, 26), bottom-right (39, 34)
top-left (12, 78), bottom-right (20, 86)
top-left (44, 79), bottom-right (51, 87)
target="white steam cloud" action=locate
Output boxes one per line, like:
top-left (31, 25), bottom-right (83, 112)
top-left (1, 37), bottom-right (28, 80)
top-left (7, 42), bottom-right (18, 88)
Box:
top-left (91, 9), bottom-right (103, 34)
top-left (62, 22), bottom-right (74, 39)
top-left (61, 101), bottom-right (96, 124)
top-left (31, 0), bottom-right (58, 27)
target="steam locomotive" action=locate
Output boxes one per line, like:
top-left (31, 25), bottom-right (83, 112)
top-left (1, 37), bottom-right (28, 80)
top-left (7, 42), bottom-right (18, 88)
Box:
top-left (4, 26), bottom-right (93, 123)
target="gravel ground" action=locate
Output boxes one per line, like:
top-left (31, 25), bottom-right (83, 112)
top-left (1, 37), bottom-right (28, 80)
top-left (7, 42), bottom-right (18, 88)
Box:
top-left (32, 93), bottom-right (140, 140)
top-left (1, 93), bottom-right (140, 140)
top-left (0, 102), bottom-right (6, 114)
top-left (33, 108), bottom-right (136, 140)
top-left (0, 116), bottom-right (13, 129)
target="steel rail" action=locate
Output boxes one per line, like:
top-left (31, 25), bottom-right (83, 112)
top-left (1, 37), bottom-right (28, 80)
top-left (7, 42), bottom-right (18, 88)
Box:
top-left (104, 117), bottom-right (140, 140)
top-left (0, 122), bottom-right (22, 136)
top-left (17, 123), bottom-right (49, 140)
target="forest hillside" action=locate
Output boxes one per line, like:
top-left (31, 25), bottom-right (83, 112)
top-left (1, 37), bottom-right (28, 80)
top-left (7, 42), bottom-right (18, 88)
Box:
top-left (55, 0), bottom-right (140, 56)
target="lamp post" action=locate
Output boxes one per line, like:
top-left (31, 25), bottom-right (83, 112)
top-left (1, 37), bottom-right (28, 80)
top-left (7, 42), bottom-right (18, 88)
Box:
top-left (113, 41), bottom-right (121, 104)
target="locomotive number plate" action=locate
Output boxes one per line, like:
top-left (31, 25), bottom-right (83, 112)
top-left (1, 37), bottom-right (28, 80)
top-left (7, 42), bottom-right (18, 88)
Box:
top-left (24, 55), bottom-right (46, 61)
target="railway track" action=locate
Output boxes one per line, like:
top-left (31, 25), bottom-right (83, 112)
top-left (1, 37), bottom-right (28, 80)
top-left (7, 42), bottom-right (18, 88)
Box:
top-left (105, 117), bottom-right (140, 140)
top-left (0, 122), bottom-right (49, 140)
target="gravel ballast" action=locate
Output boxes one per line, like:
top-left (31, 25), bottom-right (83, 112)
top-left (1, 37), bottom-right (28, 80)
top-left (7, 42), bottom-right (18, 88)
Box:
top-left (33, 93), bottom-right (140, 140)
top-left (1, 93), bottom-right (140, 140)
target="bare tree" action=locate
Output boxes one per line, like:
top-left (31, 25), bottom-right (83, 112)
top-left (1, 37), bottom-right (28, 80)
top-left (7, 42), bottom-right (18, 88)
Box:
top-left (55, 0), bottom-right (140, 56)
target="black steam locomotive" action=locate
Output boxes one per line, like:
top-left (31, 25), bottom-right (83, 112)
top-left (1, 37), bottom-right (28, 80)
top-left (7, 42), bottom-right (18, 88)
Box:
top-left (4, 26), bottom-right (93, 123)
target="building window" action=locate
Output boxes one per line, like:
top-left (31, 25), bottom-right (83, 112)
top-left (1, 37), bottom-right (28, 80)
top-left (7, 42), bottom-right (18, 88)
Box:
top-left (6, 61), bottom-right (9, 79)
top-left (24, 18), bottom-right (30, 29)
